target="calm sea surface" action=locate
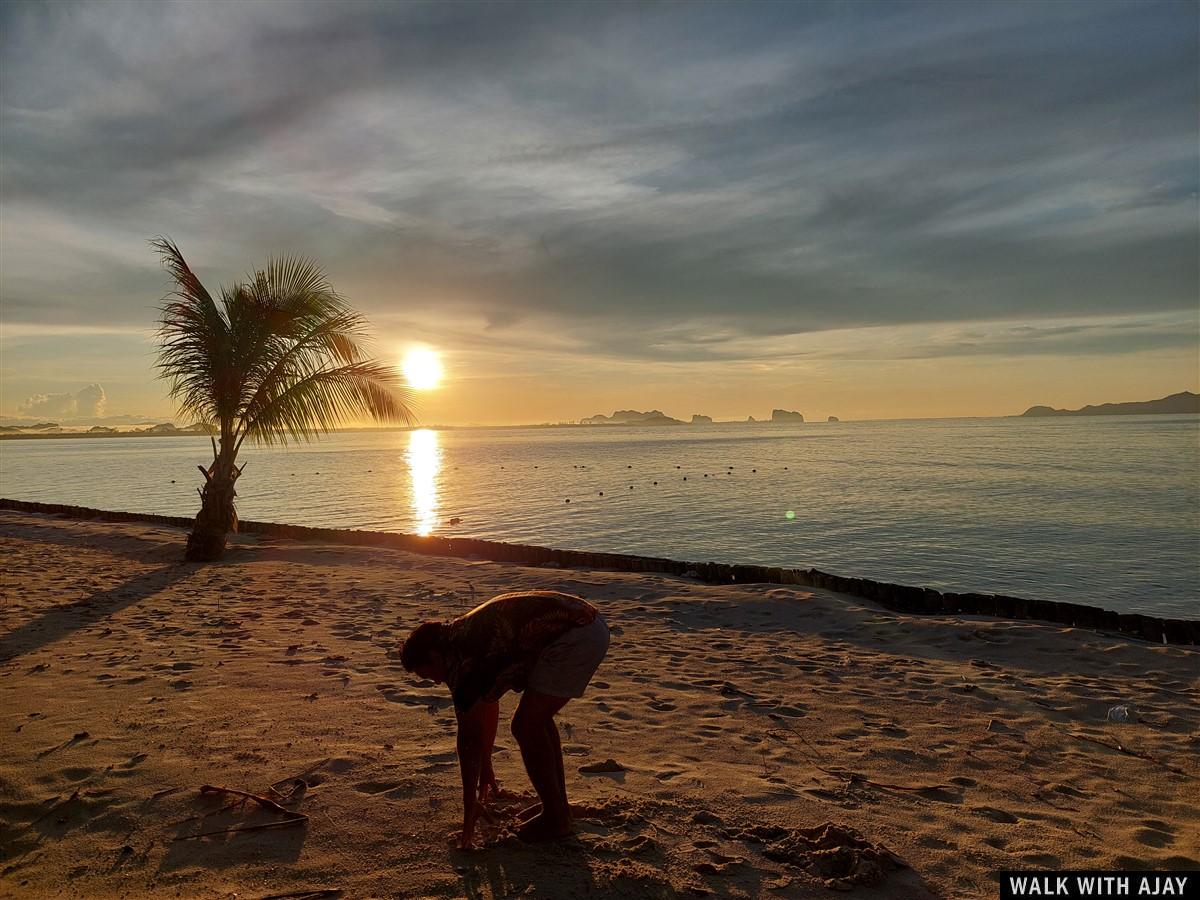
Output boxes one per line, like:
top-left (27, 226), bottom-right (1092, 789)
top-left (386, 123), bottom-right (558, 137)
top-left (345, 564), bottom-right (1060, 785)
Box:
top-left (2, 417), bottom-right (1197, 618)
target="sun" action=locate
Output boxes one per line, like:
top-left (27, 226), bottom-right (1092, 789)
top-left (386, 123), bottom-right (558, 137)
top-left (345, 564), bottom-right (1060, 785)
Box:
top-left (402, 347), bottom-right (444, 390)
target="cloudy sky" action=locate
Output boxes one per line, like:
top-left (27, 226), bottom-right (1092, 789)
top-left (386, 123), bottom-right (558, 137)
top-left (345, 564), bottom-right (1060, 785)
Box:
top-left (1, 0), bottom-right (1196, 425)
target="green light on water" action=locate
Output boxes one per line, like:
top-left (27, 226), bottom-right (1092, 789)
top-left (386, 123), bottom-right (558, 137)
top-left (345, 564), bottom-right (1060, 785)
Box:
top-left (785, 510), bottom-right (796, 520)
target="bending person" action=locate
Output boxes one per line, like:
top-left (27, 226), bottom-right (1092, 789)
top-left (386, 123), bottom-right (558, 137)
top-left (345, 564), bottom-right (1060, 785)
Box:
top-left (400, 590), bottom-right (610, 847)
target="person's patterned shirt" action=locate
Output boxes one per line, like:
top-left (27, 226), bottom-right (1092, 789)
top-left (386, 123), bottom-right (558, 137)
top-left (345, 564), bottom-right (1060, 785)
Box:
top-left (442, 591), bottom-right (597, 712)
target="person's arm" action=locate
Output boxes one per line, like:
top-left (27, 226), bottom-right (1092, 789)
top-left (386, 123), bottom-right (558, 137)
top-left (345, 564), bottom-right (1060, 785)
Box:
top-left (477, 700), bottom-right (500, 801)
top-left (455, 699), bottom-right (489, 847)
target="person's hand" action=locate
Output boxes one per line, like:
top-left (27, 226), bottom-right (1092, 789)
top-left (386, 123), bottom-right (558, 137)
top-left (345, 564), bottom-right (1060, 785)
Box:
top-left (453, 803), bottom-right (480, 850)
top-left (478, 762), bottom-right (500, 804)
top-left (453, 799), bottom-right (496, 850)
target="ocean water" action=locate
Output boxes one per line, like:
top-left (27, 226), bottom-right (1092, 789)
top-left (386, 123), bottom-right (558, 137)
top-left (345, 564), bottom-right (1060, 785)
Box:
top-left (1, 416), bottom-right (1197, 618)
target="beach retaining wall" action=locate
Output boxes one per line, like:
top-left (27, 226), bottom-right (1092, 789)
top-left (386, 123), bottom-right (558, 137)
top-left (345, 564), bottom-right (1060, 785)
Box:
top-left (2, 497), bottom-right (1196, 646)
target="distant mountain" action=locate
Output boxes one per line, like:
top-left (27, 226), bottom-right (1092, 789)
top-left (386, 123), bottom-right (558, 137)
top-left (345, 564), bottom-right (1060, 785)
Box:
top-left (0, 422), bottom-right (60, 432)
top-left (581, 409), bottom-right (684, 425)
top-left (136, 422), bottom-right (217, 434)
top-left (1021, 391), bottom-right (1199, 418)
top-left (771, 409), bottom-right (804, 422)
top-left (690, 414), bottom-right (713, 424)
top-left (827, 416), bottom-right (840, 423)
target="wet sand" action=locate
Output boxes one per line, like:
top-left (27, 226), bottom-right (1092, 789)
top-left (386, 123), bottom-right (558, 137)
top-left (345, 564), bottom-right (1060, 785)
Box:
top-left (1, 510), bottom-right (1197, 898)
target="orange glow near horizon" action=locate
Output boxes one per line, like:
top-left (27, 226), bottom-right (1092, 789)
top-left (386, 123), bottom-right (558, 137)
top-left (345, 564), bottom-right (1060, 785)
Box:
top-left (406, 428), bottom-right (440, 536)
top-left (402, 347), bottom-right (444, 390)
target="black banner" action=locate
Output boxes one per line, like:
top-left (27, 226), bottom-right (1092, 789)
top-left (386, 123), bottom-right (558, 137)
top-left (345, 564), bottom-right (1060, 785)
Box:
top-left (999, 872), bottom-right (1200, 899)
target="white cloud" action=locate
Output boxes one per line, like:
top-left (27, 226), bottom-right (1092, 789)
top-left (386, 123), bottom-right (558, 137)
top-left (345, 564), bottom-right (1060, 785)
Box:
top-left (17, 383), bottom-right (107, 419)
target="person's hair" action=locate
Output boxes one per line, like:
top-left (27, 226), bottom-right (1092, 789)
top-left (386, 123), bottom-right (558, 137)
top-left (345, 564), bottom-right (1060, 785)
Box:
top-left (400, 621), bottom-right (447, 671)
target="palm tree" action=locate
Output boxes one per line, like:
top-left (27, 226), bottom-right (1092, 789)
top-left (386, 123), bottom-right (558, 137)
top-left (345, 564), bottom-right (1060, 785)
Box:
top-left (152, 238), bottom-right (414, 561)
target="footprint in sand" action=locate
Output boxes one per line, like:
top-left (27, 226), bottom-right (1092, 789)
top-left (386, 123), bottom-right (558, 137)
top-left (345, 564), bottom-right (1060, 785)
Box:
top-left (972, 806), bottom-right (1019, 824)
top-left (354, 779), bottom-right (416, 797)
top-left (622, 834), bottom-right (656, 854)
top-left (769, 706), bottom-right (806, 718)
top-left (694, 859), bottom-right (742, 875)
top-left (1134, 823), bottom-right (1177, 848)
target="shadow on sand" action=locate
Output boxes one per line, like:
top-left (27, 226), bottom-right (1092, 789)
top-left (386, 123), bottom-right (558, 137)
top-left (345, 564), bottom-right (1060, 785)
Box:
top-left (158, 789), bottom-right (308, 874)
top-left (0, 511), bottom-right (184, 563)
top-left (0, 564), bottom-right (195, 662)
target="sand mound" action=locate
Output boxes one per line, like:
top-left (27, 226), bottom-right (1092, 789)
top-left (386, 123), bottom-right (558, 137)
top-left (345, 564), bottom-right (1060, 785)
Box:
top-left (728, 821), bottom-right (906, 889)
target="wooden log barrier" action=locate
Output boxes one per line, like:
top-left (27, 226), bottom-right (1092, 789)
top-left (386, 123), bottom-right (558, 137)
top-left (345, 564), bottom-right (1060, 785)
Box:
top-left (0, 498), bottom-right (1194, 646)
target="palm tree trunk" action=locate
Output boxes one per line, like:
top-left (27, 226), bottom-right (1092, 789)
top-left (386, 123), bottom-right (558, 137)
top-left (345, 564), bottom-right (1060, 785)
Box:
top-left (185, 436), bottom-right (239, 562)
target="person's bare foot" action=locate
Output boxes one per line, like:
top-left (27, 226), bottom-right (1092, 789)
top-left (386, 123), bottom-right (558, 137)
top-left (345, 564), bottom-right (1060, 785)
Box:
top-left (516, 812), bottom-right (571, 842)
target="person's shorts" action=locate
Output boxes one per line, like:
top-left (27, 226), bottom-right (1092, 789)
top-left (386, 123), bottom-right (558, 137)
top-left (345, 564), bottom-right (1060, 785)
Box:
top-left (527, 614), bottom-right (610, 699)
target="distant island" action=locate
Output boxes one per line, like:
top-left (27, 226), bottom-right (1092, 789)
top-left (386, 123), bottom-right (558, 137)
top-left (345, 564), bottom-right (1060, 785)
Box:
top-left (0, 421), bottom-right (62, 433)
top-left (580, 409), bottom-right (809, 425)
top-left (0, 421), bottom-right (218, 439)
top-left (580, 409), bottom-right (684, 425)
top-left (1020, 391), bottom-right (1199, 418)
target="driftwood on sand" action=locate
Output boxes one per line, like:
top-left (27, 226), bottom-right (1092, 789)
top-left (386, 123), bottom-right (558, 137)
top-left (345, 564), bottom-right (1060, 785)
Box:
top-left (170, 784), bottom-right (309, 842)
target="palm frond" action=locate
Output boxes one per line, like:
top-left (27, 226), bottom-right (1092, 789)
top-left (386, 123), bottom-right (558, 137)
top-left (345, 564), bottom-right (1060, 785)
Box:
top-left (240, 360), bottom-right (415, 447)
top-left (152, 237), bottom-right (233, 425)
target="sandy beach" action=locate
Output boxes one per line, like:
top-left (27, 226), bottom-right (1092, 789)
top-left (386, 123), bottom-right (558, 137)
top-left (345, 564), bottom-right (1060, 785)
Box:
top-left (1, 510), bottom-right (1197, 898)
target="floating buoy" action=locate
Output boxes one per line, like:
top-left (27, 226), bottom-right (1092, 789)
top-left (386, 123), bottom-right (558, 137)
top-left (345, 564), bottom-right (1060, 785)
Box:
top-left (448, 516), bottom-right (462, 525)
top-left (565, 499), bottom-right (571, 503)
top-left (599, 491), bottom-right (604, 496)
top-left (627, 465), bottom-right (632, 468)
top-left (170, 480), bottom-right (175, 483)
top-left (683, 476), bottom-right (687, 481)
top-left (652, 481), bottom-right (658, 485)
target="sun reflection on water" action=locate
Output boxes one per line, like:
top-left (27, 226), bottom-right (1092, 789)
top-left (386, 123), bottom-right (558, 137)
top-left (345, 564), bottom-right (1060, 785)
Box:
top-left (406, 428), bottom-right (440, 536)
